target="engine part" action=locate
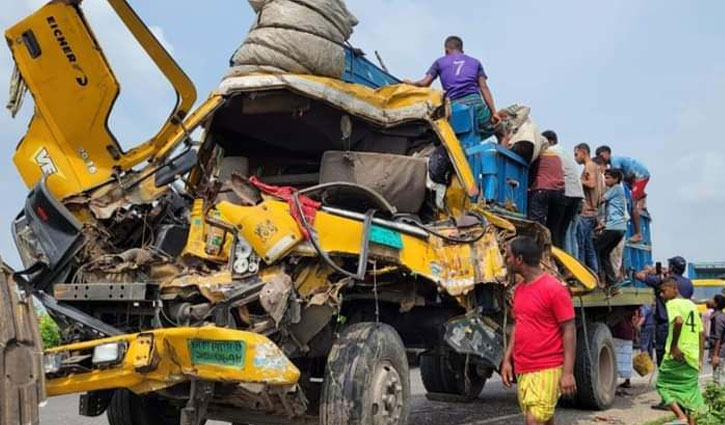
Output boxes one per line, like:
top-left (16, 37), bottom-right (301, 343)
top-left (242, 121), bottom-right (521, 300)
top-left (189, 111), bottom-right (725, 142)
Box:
top-left (444, 314), bottom-right (503, 370)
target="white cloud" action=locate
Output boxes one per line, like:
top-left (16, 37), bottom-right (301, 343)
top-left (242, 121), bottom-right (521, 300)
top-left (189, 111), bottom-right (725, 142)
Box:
top-left (150, 25), bottom-right (175, 55)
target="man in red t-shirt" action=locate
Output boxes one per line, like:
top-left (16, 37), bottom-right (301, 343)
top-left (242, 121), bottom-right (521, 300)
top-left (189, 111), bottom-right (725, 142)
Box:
top-left (501, 236), bottom-right (577, 425)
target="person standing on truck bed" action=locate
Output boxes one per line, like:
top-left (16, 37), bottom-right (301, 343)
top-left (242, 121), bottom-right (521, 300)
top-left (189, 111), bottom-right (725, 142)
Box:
top-left (655, 278), bottom-right (705, 424)
top-left (528, 147), bottom-right (567, 248)
top-left (574, 143), bottom-right (602, 273)
top-left (594, 169), bottom-right (627, 284)
top-left (595, 145), bottom-right (651, 244)
top-left (405, 35), bottom-right (500, 138)
top-left (542, 130), bottom-right (584, 258)
top-left (501, 236), bottom-right (577, 425)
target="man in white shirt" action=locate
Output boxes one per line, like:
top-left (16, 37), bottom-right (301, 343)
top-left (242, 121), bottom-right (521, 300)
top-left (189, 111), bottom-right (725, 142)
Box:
top-left (542, 130), bottom-right (584, 257)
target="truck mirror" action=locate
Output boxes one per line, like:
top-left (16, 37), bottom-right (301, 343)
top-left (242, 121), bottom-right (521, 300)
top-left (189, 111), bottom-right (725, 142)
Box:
top-left (154, 149), bottom-right (198, 187)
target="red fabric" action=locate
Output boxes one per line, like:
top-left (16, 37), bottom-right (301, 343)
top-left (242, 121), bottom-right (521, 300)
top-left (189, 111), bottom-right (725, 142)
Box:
top-left (512, 273), bottom-right (575, 374)
top-left (629, 177), bottom-right (649, 201)
top-left (532, 151), bottom-right (565, 191)
top-left (248, 177), bottom-right (321, 238)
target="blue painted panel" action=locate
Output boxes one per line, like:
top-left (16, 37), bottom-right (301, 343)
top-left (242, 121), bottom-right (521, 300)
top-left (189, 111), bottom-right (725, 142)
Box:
top-left (342, 48), bottom-right (399, 88)
top-left (465, 141), bottom-right (529, 216)
top-left (623, 244), bottom-right (653, 287)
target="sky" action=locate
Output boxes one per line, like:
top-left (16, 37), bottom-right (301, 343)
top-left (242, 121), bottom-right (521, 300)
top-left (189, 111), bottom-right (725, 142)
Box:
top-left (0, 0), bottom-right (723, 268)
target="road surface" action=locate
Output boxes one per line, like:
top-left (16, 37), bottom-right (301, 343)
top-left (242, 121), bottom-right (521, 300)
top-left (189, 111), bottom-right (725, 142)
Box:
top-left (41, 365), bottom-right (710, 425)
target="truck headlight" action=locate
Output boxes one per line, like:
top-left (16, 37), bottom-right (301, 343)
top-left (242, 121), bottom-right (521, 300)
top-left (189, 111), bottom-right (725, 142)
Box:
top-left (44, 352), bottom-right (68, 374)
top-left (92, 342), bottom-right (126, 366)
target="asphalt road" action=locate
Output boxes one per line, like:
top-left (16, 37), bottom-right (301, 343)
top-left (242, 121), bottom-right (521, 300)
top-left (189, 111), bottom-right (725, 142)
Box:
top-left (41, 364), bottom-right (710, 425)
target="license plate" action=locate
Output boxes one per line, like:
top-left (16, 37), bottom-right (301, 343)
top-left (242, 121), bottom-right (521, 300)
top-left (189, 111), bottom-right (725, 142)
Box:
top-left (188, 339), bottom-right (246, 368)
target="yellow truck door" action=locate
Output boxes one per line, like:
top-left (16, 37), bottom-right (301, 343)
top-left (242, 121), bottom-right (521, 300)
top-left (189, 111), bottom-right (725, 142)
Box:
top-left (5, 0), bottom-right (197, 200)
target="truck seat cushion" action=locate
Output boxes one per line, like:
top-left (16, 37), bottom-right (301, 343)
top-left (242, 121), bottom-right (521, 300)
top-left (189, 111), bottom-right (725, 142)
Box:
top-left (319, 151), bottom-right (427, 214)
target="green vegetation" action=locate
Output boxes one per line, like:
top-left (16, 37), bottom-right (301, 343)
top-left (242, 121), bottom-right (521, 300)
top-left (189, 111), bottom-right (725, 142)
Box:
top-left (695, 382), bottom-right (725, 425)
top-left (38, 314), bottom-right (61, 349)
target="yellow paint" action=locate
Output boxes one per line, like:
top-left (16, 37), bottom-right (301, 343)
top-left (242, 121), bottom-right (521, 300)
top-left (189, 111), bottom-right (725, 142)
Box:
top-left (215, 199), bottom-right (507, 298)
top-left (6, 0), bottom-right (197, 199)
top-left (106, 0), bottom-right (197, 168)
top-left (216, 201), bottom-right (304, 264)
top-left (443, 178), bottom-right (471, 218)
top-left (433, 118), bottom-right (478, 197)
top-left (295, 75), bottom-right (445, 111)
top-left (182, 199), bottom-right (234, 263)
top-left (295, 263), bottom-right (333, 297)
top-left (45, 326), bottom-right (300, 397)
top-left (471, 205), bottom-right (517, 234)
top-left (551, 246), bottom-right (598, 291)
top-left (162, 270), bottom-right (234, 303)
top-left (693, 279), bottom-right (725, 313)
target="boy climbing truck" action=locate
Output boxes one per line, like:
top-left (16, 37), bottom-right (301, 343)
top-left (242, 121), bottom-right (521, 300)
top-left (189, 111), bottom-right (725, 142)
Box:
top-left (1, 1), bottom-right (653, 425)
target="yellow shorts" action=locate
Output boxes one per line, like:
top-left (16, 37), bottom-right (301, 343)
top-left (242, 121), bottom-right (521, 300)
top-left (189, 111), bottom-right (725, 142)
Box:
top-left (517, 366), bottom-right (563, 422)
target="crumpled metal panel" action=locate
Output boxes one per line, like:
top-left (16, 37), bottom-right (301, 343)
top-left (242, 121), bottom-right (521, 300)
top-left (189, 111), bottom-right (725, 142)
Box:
top-left (44, 326), bottom-right (300, 397)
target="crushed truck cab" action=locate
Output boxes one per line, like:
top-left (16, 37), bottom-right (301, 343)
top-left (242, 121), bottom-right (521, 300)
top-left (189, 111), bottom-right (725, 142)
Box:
top-left (1, 1), bottom-right (650, 425)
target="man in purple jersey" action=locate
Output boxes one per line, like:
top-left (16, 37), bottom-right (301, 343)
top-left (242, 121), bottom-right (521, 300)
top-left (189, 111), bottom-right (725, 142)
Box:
top-left (406, 36), bottom-right (499, 137)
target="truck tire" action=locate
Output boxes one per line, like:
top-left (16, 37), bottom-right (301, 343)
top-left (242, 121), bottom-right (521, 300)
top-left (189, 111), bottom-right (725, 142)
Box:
top-left (107, 389), bottom-right (181, 425)
top-left (420, 352), bottom-right (486, 401)
top-left (573, 322), bottom-right (617, 410)
top-left (320, 322), bottom-right (409, 425)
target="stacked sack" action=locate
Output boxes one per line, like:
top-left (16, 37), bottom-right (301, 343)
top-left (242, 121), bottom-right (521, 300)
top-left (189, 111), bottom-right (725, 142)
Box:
top-left (228, 0), bottom-right (358, 79)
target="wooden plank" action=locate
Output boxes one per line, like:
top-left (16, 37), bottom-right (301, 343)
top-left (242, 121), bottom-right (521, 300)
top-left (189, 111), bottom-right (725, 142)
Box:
top-left (0, 261), bottom-right (44, 425)
top-left (573, 286), bottom-right (655, 308)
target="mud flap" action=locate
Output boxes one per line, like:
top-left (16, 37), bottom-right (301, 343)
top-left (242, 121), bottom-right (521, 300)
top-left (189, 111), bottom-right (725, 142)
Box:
top-left (0, 261), bottom-right (44, 425)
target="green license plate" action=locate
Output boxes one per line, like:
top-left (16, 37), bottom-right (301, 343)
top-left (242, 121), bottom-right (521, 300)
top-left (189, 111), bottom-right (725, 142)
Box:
top-left (369, 225), bottom-right (403, 249)
top-left (188, 339), bottom-right (246, 368)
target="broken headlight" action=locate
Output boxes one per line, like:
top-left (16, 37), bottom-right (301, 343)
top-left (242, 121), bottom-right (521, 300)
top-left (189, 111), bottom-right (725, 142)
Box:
top-left (43, 351), bottom-right (69, 374)
top-left (231, 236), bottom-right (260, 276)
top-left (91, 342), bottom-right (127, 366)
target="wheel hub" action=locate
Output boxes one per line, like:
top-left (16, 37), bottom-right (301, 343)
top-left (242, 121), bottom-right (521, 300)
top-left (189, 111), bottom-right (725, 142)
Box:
top-left (370, 360), bottom-right (404, 425)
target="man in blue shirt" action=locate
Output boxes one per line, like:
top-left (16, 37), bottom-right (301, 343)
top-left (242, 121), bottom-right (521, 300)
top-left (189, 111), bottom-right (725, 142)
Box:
top-left (594, 169), bottom-right (627, 284)
top-left (595, 145), bottom-right (651, 243)
top-left (406, 36), bottom-right (499, 137)
top-left (635, 256), bottom-right (694, 366)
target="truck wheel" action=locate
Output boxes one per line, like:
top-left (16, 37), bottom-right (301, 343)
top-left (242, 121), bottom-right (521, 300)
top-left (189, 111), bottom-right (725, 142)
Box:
top-left (107, 389), bottom-right (182, 425)
top-left (573, 322), bottom-right (617, 410)
top-left (420, 352), bottom-right (486, 401)
top-left (320, 322), bottom-right (409, 425)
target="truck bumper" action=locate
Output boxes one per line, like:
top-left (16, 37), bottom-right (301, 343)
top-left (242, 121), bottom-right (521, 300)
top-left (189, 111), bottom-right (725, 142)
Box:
top-left (44, 326), bottom-right (300, 397)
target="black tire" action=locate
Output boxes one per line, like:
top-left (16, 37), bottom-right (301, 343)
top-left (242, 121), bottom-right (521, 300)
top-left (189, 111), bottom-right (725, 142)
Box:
top-left (572, 322), bottom-right (617, 410)
top-left (420, 352), bottom-right (486, 401)
top-left (107, 389), bottom-right (181, 425)
top-left (320, 322), bottom-right (410, 425)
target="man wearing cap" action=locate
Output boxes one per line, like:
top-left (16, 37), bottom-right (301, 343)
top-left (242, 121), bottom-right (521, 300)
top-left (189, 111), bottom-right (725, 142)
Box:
top-left (635, 256), bottom-right (694, 410)
top-left (636, 257), bottom-right (694, 365)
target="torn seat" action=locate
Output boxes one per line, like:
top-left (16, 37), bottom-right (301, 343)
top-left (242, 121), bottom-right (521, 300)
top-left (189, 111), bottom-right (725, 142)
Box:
top-left (318, 151), bottom-right (427, 214)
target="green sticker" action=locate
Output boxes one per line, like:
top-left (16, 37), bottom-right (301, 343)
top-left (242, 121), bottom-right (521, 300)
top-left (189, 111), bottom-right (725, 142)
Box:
top-left (188, 339), bottom-right (246, 368)
top-left (369, 225), bottom-right (403, 249)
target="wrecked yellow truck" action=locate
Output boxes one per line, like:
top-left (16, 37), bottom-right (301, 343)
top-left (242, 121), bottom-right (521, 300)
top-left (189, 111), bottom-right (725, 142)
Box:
top-left (1, 1), bottom-right (654, 425)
